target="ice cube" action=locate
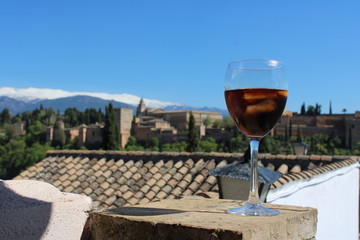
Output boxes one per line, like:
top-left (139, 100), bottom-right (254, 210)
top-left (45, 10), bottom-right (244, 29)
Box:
top-left (245, 99), bottom-right (276, 114)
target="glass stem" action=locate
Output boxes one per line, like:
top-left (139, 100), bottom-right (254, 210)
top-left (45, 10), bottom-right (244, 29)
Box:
top-left (248, 139), bottom-right (260, 205)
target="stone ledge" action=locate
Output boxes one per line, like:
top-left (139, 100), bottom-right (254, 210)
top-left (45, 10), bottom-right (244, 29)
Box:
top-left (0, 180), bottom-right (92, 240)
top-left (83, 197), bottom-right (317, 240)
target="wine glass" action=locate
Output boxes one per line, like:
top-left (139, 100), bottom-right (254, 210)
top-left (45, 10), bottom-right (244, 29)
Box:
top-left (224, 59), bottom-right (288, 216)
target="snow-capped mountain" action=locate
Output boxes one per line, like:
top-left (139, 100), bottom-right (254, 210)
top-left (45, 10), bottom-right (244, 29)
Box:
top-left (0, 87), bottom-right (229, 115)
top-left (0, 87), bottom-right (184, 109)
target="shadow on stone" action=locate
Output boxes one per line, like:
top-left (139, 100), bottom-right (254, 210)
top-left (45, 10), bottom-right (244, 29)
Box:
top-left (107, 207), bottom-right (185, 216)
top-left (0, 180), bottom-right (52, 240)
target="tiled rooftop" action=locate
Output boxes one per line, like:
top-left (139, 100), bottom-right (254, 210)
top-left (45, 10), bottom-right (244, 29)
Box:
top-left (14, 150), bottom-right (358, 209)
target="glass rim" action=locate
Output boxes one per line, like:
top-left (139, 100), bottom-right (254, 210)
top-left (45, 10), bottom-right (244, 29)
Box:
top-left (228, 59), bottom-right (284, 70)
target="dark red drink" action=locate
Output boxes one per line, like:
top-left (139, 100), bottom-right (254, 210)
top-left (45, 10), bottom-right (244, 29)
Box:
top-left (225, 88), bottom-right (288, 138)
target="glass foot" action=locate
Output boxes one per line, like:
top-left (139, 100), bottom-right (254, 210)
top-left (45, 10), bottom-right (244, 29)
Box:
top-left (227, 203), bottom-right (280, 216)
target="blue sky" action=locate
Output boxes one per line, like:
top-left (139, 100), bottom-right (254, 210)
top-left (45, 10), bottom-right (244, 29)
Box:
top-left (0, 1), bottom-right (359, 114)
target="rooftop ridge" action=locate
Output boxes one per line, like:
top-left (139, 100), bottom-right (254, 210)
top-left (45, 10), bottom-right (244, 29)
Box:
top-left (46, 150), bottom-right (245, 163)
top-left (271, 157), bottom-right (358, 189)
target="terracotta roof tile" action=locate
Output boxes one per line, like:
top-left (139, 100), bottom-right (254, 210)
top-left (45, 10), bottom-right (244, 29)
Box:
top-left (58, 168), bottom-right (67, 175)
top-left (119, 165), bottom-right (128, 173)
top-left (104, 188), bottom-right (115, 197)
top-left (199, 182), bottom-right (212, 192)
top-left (105, 195), bottom-right (117, 206)
top-left (277, 164), bottom-right (288, 174)
top-left (140, 184), bottom-right (151, 193)
top-left (107, 176), bottom-right (116, 184)
top-left (145, 190), bottom-right (156, 199)
top-left (182, 189), bottom-right (194, 196)
top-left (155, 191), bottom-right (167, 199)
top-left (172, 172), bottom-right (183, 181)
top-left (71, 180), bottom-right (81, 188)
top-left (138, 197), bottom-right (151, 205)
top-left (151, 185), bottom-right (161, 193)
top-left (153, 172), bottom-right (163, 180)
top-left (205, 175), bottom-right (217, 185)
top-left (174, 161), bottom-right (183, 169)
top-left (146, 178), bottom-right (157, 187)
top-left (83, 187), bottom-right (92, 195)
top-left (100, 181), bottom-right (110, 190)
top-left (122, 190), bottom-right (134, 200)
top-left (148, 166), bottom-right (159, 175)
top-left (187, 182), bottom-right (200, 192)
top-left (132, 172), bottom-right (142, 181)
top-left (290, 165), bottom-right (301, 173)
top-left (53, 180), bottom-right (62, 187)
top-left (119, 184), bottom-right (129, 193)
top-left (211, 184), bottom-right (219, 192)
top-left (177, 179), bottom-right (190, 189)
top-left (68, 174), bottom-right (77, 181)
top-left (193, 174), bottom-right (205, 184)
top-left (127, 197), bottom-right (140, 206)
top-left (154, 160), bottom-right (164, 168)
top-left (168, 179), bottom-right (178, 188)
top-left (183, 173), bottom-right (193, 183)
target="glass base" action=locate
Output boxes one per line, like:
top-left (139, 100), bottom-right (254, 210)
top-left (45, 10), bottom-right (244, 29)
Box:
top-left (227, 203), bottom-right (280, 216)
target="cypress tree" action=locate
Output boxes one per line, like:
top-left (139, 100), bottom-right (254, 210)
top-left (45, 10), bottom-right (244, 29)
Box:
top-left (329, 101), bottom-right (332, 115)
top-left (0, 108), bottom-right (11, 125)
top-left (296, 125), bottom-right (303, 142)
top-left (349, 127), bottom-right (352, 150)
top-left (315, 103), bottom-right (321, 115)
top-left (300, 103), bottom-right (306, 115)
top-left (186, 111), bottom-right (199, 152)
top-left (103, 102), bottom-right (120, 150)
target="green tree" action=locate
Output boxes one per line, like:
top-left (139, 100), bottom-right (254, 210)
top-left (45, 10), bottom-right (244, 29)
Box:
top-left (212, 120), bottom-right (222, 129)
top-left (64, 107), bottom-right (80, 127)
top-left (353, 142), bottom-right (360, 155)
top-left (289, 119), bottom-right (293, 139)
top-left (150, 137), bottom-right (160, 151)
top-left (203, 117), bottom-right (212, 128)
top-left (284, 124), bottom-right (289, 141)
top-left (4, 124), bottom-right (15, 141)
top-left (126, 136), bottom-right (137, 147)
top-left (306, 105), bottom-right (316, 116)
top-left (300, 102), bottom-right (306, 115)
top-left (223, 116), bottom-right (235, 131)
top-left (103, 102), bottom-right (120, 150)
top-left (229, 136), bottom-right (247, 153)
top-left (78, 108), bottom-right (104, 125)
top-left (162, 142), bottom-right (187, 152)
top-left (199, 137), bottom-right (218, 152)
top-left (25, 121), bottom-right (46, 146)
top-left (0, 139), bottom-right (53, 179)
top-left (296, 125), bottom-right (303, 142)
top-left (0, 108), bottom-right (12, 125)
top-left (186, 112), bottom-right (199, 152)
top-left (315, 103), bottom-right (321, 115)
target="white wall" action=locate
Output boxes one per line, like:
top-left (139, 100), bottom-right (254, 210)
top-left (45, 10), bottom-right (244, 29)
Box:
top-left (267, 163), bottom-right (359, 240)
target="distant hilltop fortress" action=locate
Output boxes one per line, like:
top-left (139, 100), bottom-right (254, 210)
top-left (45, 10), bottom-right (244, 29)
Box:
top-left (276, 110), bottom-right (360, 150)
top-left (45, 98), bottom-right (360, 151)
top-left (47, 98), bottom-right (223, 148)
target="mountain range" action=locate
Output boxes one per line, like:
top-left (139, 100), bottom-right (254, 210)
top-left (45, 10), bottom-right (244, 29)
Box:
top-left (0, 87), bottom-right (228, 115)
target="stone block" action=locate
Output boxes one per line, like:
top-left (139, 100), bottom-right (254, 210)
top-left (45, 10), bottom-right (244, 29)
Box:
top-left (83, 198), bottom-right (317, 240)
